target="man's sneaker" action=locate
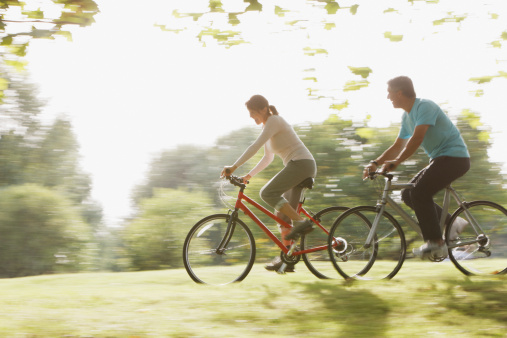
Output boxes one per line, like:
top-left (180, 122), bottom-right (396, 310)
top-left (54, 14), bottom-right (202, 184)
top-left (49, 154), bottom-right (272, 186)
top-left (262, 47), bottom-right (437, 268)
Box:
top-left (413, 240), bottom-right (448, 260)
top-left (264, 256), bottom-right (295, 272)
top-left (284, 220), bottom-right (314, 241)
top-left (448, 217), bottom-right (468, 241)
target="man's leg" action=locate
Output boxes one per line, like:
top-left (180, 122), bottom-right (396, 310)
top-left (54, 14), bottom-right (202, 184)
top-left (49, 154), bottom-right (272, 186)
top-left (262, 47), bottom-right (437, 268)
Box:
top-left (402, 156), bottom-right (470, 241)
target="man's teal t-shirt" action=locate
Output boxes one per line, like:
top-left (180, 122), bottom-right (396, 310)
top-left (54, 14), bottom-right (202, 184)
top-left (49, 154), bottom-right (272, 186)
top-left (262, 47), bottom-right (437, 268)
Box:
top-left (398, 98), bottom-right (470, 160)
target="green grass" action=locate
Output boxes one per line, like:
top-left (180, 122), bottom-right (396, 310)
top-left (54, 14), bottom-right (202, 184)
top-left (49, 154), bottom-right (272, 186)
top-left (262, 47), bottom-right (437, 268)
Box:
top-left (0, 261), bottom-right (506, 337)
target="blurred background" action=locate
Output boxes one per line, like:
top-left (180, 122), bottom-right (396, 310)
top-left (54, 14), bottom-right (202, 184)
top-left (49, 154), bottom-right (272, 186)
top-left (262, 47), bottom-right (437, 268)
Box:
top-left (0, 0), bottom-right (506, 276)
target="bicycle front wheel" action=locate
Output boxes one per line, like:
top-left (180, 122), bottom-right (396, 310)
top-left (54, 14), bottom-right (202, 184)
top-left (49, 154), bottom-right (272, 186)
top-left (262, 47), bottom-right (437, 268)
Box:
top-left (446, 201), bottom-right (507, 276)
top-left (183, 214), bottom-right (256, 285)
top-left (301, 206), bottom-right (349, 279)
top-left (328, 206), bottom-right (406, 280)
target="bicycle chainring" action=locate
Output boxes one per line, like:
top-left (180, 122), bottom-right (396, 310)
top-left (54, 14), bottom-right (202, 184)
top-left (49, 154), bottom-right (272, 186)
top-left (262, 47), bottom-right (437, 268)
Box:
top-left (280, 247), bottom-right (301, 265)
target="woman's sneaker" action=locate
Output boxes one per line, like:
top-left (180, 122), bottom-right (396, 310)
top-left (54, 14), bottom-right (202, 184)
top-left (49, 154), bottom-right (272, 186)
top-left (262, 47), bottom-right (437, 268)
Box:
top-left (448, 217), bottom-right (468, 241)
top-left (284, 220), bottom-right (314, 241)
top-left (264, 256), bottom-right (295, 272)
top-left (413, 240), bottom-right (448, 260)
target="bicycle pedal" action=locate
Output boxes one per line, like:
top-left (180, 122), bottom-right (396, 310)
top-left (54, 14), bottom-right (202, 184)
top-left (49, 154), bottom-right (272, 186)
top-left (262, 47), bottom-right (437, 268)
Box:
top-left (277, 263), bottom-right (287, 274)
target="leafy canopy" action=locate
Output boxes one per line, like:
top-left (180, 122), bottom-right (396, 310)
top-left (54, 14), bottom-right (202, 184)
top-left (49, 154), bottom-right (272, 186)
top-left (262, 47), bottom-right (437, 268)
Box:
top-left (0, 0), bottom-right (99, 100)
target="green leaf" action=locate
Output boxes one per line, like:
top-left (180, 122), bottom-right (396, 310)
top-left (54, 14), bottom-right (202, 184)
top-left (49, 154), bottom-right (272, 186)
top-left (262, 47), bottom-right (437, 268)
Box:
top-left (330, 100), bottom-right (349, 111)
top-left (384, 31), bottom-right (403, 42)
top-left (228, 13), bottom-right (240, 26)
top-left (343, 80), bottom-right (369, 91)
top-left (470, 89), bottom-right (484, 97)
top-left (491, 41), bottom-right (501, 48)
top-left (469, 76), bottom-right (494, 84)
top-left (348, 66), bottom-right (373, 79)
top-left (350, 4), bottom-right (359, 15)
top-left (209, 0), bottom-right (224, 13)
top-left (325, 2), bottom-right (340, 15)
top-left (23, 9), bottom-right (44, 20)
top-left (433, 14), bottom-right (466, 26)
top-left (31, 29), bottom-right (55, 39)
top-left (324, 22), bottom-right (336, 30)
top-left (55, 30), bottom-right (73, 42)
top-left (303, 47), bottom-right (328, 56)
top-left (245, 0), bottom-right (262, 12)
top-left (275, 6), bottom-right (289, 17)
top-left (1, 35), bottom-right (13, 46)
top-left (8, 43), bottom-right (28, 57)
top-left (5, 59), bottom-right (28, 72)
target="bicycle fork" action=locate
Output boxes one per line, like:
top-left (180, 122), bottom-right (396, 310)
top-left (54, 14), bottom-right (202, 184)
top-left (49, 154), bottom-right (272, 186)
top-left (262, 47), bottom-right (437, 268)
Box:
top-left (216, 210), bottom-right (238, 255)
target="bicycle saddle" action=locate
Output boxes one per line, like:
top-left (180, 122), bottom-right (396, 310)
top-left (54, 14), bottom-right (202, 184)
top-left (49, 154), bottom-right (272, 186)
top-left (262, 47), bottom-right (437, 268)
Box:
top-left (297, 177), bottom-right (314, 189)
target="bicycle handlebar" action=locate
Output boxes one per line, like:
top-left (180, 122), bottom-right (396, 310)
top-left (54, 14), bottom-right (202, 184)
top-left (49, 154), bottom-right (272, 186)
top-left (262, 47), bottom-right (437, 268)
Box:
top-left (368, 169), bottom-right (394, 181)
top-left (224, 173), bottom-right (248, 188)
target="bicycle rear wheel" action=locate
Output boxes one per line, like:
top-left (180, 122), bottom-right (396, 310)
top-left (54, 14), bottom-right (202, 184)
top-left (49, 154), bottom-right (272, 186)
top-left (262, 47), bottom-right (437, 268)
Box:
top-left (328, 206), bottom-right (406, 280)
top-left (183, 214), bottom-right (256, 285)
top-left (446, 201), bottom-right (507, 275)
top-left (301, 206), bottom-right (348, 279)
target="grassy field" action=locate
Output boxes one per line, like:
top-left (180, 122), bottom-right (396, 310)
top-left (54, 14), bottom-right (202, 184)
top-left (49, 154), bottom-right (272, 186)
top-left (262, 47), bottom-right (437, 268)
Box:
top-left (0, 260), bottom-right (506, 337)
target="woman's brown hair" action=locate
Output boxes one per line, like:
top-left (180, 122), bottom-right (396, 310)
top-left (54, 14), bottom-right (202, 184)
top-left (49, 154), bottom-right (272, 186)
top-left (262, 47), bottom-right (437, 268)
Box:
top-left (245, 94), bottom-right (279, 115)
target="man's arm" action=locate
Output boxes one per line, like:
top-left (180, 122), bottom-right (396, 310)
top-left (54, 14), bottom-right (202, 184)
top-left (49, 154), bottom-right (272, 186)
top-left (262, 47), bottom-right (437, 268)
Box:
top-left (383, 124), bottom-right (429, 171)
top-left (363, 137), bottom-right (407, 179)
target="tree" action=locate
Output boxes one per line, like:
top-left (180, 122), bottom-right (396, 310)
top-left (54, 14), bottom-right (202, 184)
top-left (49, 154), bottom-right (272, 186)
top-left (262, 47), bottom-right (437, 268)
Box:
top-left (0, 184), bottom-right (96, 277)
top-left (122, 188), bottom-right (215, 271)
top-left (131, 126), bottom-right (259, 206)
top-left (0, 0), bottom-right (99, 100)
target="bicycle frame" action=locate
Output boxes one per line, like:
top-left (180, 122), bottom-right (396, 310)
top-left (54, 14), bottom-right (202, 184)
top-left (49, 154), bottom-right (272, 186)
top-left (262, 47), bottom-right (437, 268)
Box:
top-left (366, 173), bottom-right (484, 249)
top-left (219, 181), bottom-right (335, 257)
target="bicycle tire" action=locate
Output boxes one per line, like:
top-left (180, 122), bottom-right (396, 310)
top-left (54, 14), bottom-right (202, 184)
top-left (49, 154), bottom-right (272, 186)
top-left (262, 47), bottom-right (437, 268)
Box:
top-left (182, 213), bottom-right (256, 285)
top-left (328, 206), bottom-right (406, 280)
top-left (301, 206), bottom-right (349, 279)
top-left (445, 200), bottom-right (507, 276)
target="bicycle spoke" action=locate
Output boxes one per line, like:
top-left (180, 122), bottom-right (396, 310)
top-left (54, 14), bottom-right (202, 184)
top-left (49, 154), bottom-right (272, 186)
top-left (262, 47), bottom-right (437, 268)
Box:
top-left (446, 201), bottom-right (507, 275)
top-left (183, 214), bottom-right (256, 285)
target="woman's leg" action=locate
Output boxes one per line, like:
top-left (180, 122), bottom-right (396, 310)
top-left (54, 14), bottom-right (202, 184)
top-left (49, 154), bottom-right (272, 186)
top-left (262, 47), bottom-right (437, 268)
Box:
top-left (277, 188), bottom-right (303, 246)
top-left (260, 159), bottom-right (316, 245)
top-left (260, 159), bottom-right (316, 218)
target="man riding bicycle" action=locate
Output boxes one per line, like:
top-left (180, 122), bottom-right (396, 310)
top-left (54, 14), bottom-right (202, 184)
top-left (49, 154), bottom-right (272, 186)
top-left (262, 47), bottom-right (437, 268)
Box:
top-left (363, 76), bottom-right (470, 260)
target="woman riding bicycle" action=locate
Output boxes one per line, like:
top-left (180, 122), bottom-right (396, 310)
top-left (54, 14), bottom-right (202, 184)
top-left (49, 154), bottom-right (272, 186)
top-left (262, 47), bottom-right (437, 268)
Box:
top-left (221, 94), bottom-right (317, 272)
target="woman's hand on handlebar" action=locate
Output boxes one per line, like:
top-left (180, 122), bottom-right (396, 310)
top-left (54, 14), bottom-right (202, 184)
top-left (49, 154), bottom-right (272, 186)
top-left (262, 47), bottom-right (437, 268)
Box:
top-left (221, 165), bottom-right (237, 178)
top-left (240, 174), bottom-right (251, 184)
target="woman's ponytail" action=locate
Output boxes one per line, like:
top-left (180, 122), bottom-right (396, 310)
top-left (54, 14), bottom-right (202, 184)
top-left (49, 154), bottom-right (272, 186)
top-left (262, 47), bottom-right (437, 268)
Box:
top-left (269, 105), bottom-right (279, 115)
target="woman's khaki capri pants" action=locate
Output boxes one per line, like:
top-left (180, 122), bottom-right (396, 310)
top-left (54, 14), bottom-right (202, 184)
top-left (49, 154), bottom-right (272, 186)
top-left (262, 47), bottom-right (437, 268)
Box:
top-left (260, 159), bottom-right (317, 225)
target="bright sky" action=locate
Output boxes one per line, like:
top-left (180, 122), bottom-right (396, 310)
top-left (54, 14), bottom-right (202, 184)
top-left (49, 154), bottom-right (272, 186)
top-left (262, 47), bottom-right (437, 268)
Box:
top-left (25, 0), bottom-right (507, 226)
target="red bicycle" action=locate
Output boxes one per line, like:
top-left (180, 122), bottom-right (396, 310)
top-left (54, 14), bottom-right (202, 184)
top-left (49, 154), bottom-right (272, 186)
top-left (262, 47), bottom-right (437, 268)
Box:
top-left (182, 174), bottom-right (348, 285)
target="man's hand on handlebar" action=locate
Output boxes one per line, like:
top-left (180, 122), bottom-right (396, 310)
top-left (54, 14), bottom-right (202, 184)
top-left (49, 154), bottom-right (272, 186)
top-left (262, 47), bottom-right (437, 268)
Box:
top-left (363, 159), bottom-right (400, 180)
top-left (363, 162), bottom-right (378, 180)
top-left (381, 160), bottom-right (399, 173)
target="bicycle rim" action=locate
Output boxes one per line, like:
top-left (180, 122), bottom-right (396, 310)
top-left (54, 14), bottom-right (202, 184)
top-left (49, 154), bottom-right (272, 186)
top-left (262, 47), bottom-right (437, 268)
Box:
top-left (328, 206), bottom-right (406, 280)
top-left (446, 201), bottom-right (507, 276)
top-left (182, 214), bottom-right (256, 285)
top-left (301, 206), bottom-right (349, 279)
